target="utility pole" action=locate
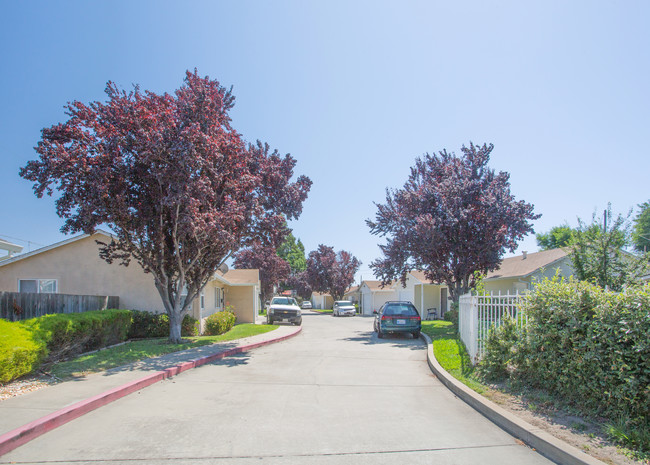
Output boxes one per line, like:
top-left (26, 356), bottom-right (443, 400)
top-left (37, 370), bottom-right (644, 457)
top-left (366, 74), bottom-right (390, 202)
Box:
top-left (603, 210), bottom-right (609, 290)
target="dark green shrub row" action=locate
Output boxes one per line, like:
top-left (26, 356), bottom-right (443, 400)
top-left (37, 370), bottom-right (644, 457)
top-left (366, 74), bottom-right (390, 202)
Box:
top-left (0, 319), bottom-right (46, 383)
top-left (203, 311), bottom-right (236, 336)
top-left (21, 309), bottom-right (133, 364)
top-left (479, 278), bottom-right (650, 431)
top-left (127, 310), bottom-right (198, 339)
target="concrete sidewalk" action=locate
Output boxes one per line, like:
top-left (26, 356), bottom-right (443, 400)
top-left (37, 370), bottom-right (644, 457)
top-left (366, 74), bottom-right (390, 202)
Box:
top-left (0, 324), bottom-right (301, 456)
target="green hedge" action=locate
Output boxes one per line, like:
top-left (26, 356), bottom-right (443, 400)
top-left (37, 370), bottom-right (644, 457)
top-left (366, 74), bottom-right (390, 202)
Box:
top-left (21, 309), bottom-right (132, 364)
top-left (203, 311), bottom-right (236, 336)
top-left (127, 311), bottom-right (198, 339)
top-left (479, 278), bottom-right (650, 432)
top-left (0, 319), bottom-right (46, 383)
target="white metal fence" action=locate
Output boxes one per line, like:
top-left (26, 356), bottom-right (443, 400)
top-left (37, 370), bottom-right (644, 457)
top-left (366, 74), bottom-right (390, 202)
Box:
top-left (458, 291), bottom-right (526, 364)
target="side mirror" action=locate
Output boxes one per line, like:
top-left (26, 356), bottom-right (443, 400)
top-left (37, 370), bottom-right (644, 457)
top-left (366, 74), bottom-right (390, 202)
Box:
top-left (372, 310), bottom-right (378, 315)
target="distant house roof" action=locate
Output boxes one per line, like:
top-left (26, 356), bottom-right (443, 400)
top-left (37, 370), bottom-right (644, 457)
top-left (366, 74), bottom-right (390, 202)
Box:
top-left (485, 248), bottom-right (569, 280)
top-left (216, 269), bottom-right (260, 286)
top-left (0, 230), bottom-right (113, 267)
top-left (345, 285), bottom-right (360, 294)
top-left (0, 238), bottom-right (23, 256)
top-left (408, 271), bottom-right (439, 285)
top-left (312, 291), bottom-right (331, 298)
top-left (361, 280), bottom-right (394, 291)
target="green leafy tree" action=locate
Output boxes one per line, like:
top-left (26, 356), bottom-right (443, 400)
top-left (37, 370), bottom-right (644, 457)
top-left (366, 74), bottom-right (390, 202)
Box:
top-left (632, 200), bottom-right (650, 253)
top-left (570, 205), bottom-right (647, 291)
top-left (277, 232), bottom-right (306, 274)
top-left (536, 224), bottom-right (575, 250)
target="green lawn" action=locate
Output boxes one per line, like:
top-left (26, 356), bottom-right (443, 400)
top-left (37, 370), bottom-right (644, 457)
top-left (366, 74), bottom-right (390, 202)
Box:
top-left (50, 324), bottom-right (277, 379)
top-left (311, 308), bottom-right (333, 313)
top-left (420, 320), bottom-right (487, 394)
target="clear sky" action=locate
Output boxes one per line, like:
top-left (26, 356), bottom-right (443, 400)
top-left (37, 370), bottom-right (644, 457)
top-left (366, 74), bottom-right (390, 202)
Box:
top-left (1, 1), bottom-right (649, 281)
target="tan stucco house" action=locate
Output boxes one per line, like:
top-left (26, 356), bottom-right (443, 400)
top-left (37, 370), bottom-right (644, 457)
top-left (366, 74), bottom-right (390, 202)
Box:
top-left (0, 230), bottom-right (261, 327)
top-left (311, 292), bottom-right (334, 310)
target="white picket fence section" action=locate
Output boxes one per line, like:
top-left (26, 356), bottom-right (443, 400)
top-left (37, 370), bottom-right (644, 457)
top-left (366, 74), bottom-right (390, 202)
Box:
top-left (458, 291), bottom-right (526, 364)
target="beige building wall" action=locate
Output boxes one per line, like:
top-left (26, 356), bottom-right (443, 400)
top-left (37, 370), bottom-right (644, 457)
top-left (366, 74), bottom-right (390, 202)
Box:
top-left (226, 286), bottom-right (257, 324)
top-left (0, 233), bottom-right (261, 328)
top-left (0, 234), bottom-right (163, 312)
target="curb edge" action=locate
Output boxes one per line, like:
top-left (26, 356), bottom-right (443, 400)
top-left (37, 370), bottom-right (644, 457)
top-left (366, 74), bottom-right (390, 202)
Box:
top-left (0, 325), bottom-right (302, 457)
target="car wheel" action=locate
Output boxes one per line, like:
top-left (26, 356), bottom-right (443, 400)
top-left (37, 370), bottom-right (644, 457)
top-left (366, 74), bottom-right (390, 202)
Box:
top-left (412, 331), bottom-right (421, 339)
top-left (267, 318), bottom-right (273, 325)
top-left (378, 327), bottom-right (384, 339)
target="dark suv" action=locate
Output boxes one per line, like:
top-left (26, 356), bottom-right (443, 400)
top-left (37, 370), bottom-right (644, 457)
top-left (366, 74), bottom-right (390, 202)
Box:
top-left (373, 301), bottom-right (421, 339)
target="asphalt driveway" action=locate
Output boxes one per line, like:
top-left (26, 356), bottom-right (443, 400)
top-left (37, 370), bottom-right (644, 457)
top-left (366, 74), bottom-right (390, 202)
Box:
top-left (0, 311), bottom-right (554, 464)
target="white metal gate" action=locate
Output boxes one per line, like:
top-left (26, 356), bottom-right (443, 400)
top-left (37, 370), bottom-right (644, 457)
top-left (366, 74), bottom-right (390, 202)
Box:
top-left (459, 292), bottom-right (526, 364)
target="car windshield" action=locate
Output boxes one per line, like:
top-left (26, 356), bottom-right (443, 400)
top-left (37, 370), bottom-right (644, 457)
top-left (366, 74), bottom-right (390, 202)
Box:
top-left (271, 298), bottom-right (293, 305)
top-left (336, 301), bottom-right (353, 306)
top-left (383, 304), bottom-right (418, 316)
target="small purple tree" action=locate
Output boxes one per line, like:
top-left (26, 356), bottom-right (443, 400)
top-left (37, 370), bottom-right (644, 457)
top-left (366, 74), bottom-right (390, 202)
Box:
top-left (234, 242), bottom-right (290, 305)
top-left (20, 70), bottom-right (311, 342)
top-left (367, 142), bottom-right (540, 302)
top-left (305, 245), bottom-right (361, 301)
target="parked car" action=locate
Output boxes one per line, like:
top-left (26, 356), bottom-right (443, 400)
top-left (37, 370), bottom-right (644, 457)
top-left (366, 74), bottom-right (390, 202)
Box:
top-left (301, 300), bottom-right (312, 309)
top-left (373, 301), bottom-right (421, 339)
top-left (267, 296), bottom-right (302, 325)
top-left (333, 300), bottom-right (356, 317)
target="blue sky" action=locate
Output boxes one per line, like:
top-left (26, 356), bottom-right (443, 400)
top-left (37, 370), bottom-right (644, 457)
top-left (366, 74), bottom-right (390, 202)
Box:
top-left (1, 1), bottom-right (649, 281)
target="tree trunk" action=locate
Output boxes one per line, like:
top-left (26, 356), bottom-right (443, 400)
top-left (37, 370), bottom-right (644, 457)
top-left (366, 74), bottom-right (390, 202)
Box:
top-left (168, 307), bottom-right (183, 344)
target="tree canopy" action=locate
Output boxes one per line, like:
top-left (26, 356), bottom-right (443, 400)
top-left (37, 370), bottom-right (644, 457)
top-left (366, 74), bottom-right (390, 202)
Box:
top-left (632, 200), bottom-right (650, 253)
top-left (20, 70), bottom-right (311, 342)
top-left (536, 224), bottom-right (575, 250)
top-left (367, 142), bottom-right (540, 302)
top-left (304, 244), bottom-right (360, 301)
top-left (570, 206), bottom-right (648, 291)
top-left (277, 232), bottom-right (306, 274)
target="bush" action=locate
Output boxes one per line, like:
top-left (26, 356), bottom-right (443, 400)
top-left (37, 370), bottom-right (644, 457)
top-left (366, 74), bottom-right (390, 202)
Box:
top-left (0, 319), bottom-right (46, 383)
top-left (477, 315), bottom-right (522, 381)
top-left (480, 277), bottom-right (650, 436)
top-left (203, 311), bottom-right (236, 336)
top-left (444, 301), bottom-right (459, 326)
top-left (21, 309), bottom-right (132, 363)
top-left (127, 311), bottom-right (198, 339)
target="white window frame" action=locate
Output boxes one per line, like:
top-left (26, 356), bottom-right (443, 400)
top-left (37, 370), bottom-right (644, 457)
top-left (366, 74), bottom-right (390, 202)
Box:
top-left (18, 278), bottom-right (58, 294)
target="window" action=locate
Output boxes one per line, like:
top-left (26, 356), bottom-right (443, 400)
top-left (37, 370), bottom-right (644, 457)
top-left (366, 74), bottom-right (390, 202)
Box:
top-left (19, 279), bottom-right (57, 293)
top-left (200, 292), bottom-right (205, 311)
top-left (214, 287), bottom-right (223, 310)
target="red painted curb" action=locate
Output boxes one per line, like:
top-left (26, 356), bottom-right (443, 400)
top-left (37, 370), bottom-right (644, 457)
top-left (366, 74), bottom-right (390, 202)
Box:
top-left (0, 325), bottom-right (301, 457)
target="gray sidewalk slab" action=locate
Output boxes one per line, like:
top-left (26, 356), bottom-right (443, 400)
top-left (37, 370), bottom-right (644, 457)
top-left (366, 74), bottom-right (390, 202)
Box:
top-left (0, 325), bottom-right (298, 437)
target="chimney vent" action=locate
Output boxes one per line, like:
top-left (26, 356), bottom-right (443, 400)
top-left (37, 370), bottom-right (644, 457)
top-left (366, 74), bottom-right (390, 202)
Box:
top-left (522, 251), bottom-right (528, 260)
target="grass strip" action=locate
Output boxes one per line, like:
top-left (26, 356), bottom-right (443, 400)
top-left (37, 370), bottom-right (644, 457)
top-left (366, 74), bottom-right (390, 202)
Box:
top-left (420, 320), bottom-right (487, 394)
top-left (50, 324), bottom-right (277, 379)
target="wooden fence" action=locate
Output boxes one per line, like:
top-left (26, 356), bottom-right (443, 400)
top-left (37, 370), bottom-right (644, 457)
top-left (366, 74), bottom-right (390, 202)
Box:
top-left (0, 292), bottom-right (120, 321)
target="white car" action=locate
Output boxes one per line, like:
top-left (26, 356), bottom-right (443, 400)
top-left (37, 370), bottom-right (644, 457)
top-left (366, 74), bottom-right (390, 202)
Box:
top-left (333, 300), bottom-right (356, 317)
top-left (301, 300), bottom-right (312, 309)
top-left (267, 296), bottom-right (302, 325)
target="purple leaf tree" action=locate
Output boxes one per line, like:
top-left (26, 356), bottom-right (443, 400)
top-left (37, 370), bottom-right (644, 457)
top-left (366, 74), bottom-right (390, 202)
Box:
top-left (20, 70), bottom-right (311, 342)
top-left (367, 142), bottom-right (540, 303)
top-left (305, 245), bottom-right (361, 301)
top-left (233, 242), bottom-right (291, 306)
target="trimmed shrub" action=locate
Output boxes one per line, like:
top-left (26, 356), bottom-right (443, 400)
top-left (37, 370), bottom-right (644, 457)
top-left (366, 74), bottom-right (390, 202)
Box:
top-left (203, 311), bottom-right (236, 336)
top-left (480, 277), bottom-right (650, 433)
top-left (127, 311), bottom-right (198, 339)
top-left (21, 309), bottom-right (132, 363)
top-left (0, 319), bottom-right (46, 383)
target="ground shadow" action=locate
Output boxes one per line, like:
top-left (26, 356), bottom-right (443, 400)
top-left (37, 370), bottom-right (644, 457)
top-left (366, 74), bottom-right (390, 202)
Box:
top-left (339, 330), bottom-right (424, 351)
